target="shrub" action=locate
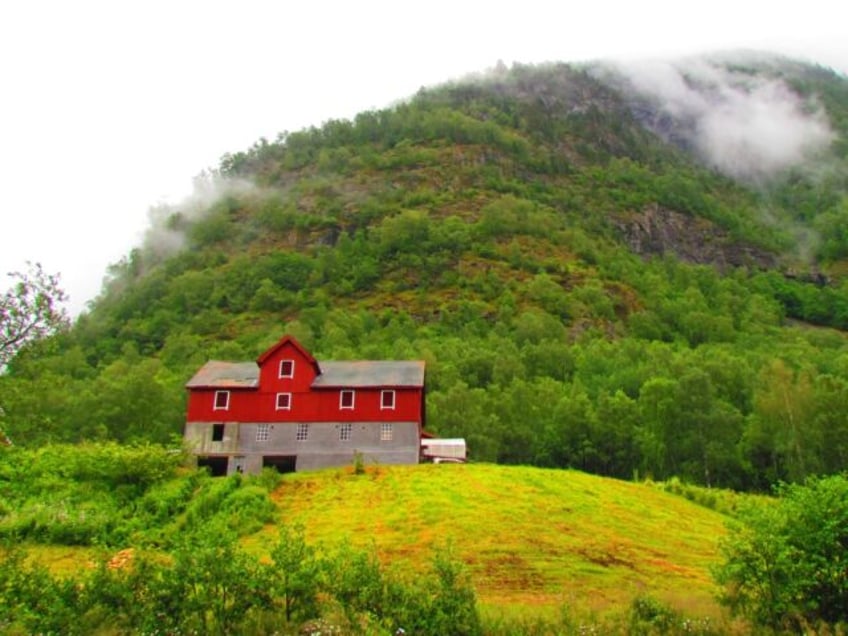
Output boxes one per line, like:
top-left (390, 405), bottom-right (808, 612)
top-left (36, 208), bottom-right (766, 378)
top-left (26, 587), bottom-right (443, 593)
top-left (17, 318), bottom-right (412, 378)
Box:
top-left (715, 473), bottom-right (848, 630)
top-left (629, 595), bottom-right (677, 634)
top-left (221, 484), bottom-right (277, 533)
top-left (353, 450), bottom-right (366, 475)
top-left (136, 471), bottom-right (201, 523)
top-left (182, 473), bottom-right (242, 529)
top-left (0, 547), bottom-right (87, 635)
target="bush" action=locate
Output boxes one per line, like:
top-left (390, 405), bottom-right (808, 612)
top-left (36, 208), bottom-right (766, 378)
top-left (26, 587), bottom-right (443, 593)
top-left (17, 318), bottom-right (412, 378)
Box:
top-left (629, 595), bottom-right (677, 634)
top-left (0, 547), bottom-right (87, 635)
top-left (656, 477), bottom-right (750, 517)
top-left (715, 473), bottom-right (848, 630)
top-left (221, 484), bottom-right (277, 533)
top-left (136, 471), bottom-right (201, 523)
top-left (182, 473), bottom-right (242, 528)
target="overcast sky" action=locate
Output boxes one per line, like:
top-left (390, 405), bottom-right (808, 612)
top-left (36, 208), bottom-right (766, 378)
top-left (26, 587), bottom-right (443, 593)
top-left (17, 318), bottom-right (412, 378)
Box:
top-left (1, 0), bottom-right (846, 315)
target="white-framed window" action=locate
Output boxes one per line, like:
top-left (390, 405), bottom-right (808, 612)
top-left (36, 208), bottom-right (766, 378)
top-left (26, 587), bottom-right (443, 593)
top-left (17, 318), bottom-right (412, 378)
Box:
top-left (296, 423), bottom-right (309, 441)
top-left (214, 390), bottom-right (230, 410)
top-left (339, 423), bottom-right (352, 441)
top-left (381, 390), bottom-right (396, 410)
top-left (340, 390), bottom-right (355, 410)
top-left (380, 423), bottom-right (393, 441)
top-left (256, 423), bottom-right (270, 442)
top-left (276, 392), bottom-right (292, 410)
top-left (279, 359), bottom-right (295, 379)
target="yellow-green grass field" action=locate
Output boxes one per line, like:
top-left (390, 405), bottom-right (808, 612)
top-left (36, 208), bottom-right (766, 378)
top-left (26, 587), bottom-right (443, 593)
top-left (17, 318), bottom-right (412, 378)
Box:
top-left (251, 463), bottom-right (730, 622)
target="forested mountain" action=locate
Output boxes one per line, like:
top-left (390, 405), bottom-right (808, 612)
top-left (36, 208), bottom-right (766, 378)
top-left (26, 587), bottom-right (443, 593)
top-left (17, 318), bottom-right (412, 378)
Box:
top-left (3, 52), bottom-right (848, 491)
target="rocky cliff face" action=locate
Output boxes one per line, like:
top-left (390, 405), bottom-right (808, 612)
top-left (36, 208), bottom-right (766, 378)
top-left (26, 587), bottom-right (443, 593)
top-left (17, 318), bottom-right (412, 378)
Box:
top-left (615, 204), bottom-right (780, 271)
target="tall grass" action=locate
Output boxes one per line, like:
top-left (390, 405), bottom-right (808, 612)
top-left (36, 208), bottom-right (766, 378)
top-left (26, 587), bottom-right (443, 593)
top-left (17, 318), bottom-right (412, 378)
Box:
top-left (261, 463), bottom-right (731, 622)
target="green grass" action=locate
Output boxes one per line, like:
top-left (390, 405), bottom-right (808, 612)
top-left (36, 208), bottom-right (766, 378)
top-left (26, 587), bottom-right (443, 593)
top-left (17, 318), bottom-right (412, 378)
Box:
top-left (254, 462), bottom-right (731, 620)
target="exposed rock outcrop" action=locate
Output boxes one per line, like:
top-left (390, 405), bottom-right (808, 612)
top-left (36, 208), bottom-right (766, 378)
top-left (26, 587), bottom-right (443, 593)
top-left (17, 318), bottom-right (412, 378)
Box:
top-left (615, 204), bottom-right (780, 271)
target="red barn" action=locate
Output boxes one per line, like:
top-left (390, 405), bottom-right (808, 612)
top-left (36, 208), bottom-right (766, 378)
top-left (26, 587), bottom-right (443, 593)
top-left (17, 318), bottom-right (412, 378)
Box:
top-left (184, 335), bottom-right (426, 475)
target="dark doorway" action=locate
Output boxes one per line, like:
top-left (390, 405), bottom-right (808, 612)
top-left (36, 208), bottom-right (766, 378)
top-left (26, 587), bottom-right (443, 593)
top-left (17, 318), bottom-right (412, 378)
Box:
top-left (263, 455), bottom-right (297, 474)
top-left (197, 455), bottom-right (228, 476)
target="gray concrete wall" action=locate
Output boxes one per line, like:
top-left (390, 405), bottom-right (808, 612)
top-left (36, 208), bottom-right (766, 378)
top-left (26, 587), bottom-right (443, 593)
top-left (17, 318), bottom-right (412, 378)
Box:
top-left (184, 422), bottom-right (241, 454)
top-left (186, 420), bottom-right (420, 474)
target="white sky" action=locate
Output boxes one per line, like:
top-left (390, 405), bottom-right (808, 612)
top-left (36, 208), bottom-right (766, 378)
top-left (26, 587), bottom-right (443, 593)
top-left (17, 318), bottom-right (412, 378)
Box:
top-left (1, 0), bottom-right (846, 315)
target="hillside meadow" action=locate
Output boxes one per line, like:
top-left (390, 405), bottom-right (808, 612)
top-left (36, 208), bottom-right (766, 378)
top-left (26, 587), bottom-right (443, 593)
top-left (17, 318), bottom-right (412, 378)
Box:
top-left (2, 443), bottom-right (738, 631)
top-left (252, 462), bottom-right (729, 620)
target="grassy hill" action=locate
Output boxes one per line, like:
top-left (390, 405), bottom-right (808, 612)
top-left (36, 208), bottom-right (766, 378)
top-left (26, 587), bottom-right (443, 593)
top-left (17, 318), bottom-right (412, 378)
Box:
top-left (4, 444), bottom-right (738, 628)
top-left (251, 463), bottom-right (730, 621)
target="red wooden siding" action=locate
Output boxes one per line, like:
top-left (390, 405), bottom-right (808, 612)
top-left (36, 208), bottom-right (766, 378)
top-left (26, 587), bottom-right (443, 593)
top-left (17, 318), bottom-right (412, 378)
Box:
top-left (256, 338), bottom-right (318, 393)
top-left (186, 386), bottom-right (422, 422)
top-left (185, 335), bottom-right (424, 426)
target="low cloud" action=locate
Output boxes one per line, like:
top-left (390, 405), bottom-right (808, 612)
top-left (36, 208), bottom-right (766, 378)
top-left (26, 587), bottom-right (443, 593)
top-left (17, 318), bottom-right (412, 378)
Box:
top-left (140, 174), bottom-right (260, 263)
top-left (606, 56), bottom-right (835, 182)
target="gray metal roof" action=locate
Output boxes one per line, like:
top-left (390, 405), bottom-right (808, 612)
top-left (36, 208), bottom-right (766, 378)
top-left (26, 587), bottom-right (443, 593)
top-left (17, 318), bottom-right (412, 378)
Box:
top-left (311, 360), bottom-right (425, 388)
top-left (185, 361), bottom-right (259, 388)
top-left (186, 359), bottom-right (425, 389)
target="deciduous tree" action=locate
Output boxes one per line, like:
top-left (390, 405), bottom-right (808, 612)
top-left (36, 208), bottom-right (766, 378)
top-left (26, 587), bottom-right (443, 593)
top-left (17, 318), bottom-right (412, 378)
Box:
top-left (1, 262), bottom-right (68, 368)
top-left (716, 474), bottom-right (848, 629)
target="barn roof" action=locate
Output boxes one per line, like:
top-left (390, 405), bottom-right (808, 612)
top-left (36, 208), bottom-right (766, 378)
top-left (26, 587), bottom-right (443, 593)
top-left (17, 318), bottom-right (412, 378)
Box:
top-left (311, 360), bottom-right (425, 388)
top-left (185, 359), bottom-right (425, 389)
top-left (185, 361), bottom-right (260, 389)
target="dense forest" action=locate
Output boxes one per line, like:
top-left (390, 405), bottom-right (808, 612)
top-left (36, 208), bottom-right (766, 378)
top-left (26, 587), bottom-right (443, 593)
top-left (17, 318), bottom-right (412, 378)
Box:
top-left (3, 54), bottom-right (848, 492)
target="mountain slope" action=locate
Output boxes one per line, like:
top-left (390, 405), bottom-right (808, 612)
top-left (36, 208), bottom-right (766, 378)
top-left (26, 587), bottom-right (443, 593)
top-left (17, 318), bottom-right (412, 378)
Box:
top-left (3, 52), bottom-right (848, 491)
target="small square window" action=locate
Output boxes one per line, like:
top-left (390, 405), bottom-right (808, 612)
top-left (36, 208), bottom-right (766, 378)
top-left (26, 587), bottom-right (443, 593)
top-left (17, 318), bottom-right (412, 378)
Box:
top-left (279, 359), bottom-right (295, 378)
top-left (339, 423), bottom-right (352, 442)
top-left (380, 423), bottom-right (393, 441)
top-left (276, 393), bottom-right (292, 410)
top-left (381, 390), bottom-right (396, 410)
top-left (296, 423), bottom-right (309, 441)
top-left (214, 391), bottom-right (230, 410)
top-left (340, 390), bottom-right (355, 410)
top-left (212, 423), bottom-right (225, 442)
top-left (256, 424), bottom-right (270, 442)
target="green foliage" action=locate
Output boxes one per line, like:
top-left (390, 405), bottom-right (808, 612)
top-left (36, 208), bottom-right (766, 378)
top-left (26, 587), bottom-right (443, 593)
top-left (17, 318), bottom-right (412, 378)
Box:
top-left (1, 262), bottom-right (69, 368)
top-left (78, 525), bottom-right (274, 635)
top-left (321, 541), bottom-right (482, 636)
top-left (0, 529), bottom-right (482, 635)
top-left (626, 595), bottom-right (720, 635)
top-left (715, 473), bottom-right (848, 630)
top-left (425, 548), bottom-right (483, 636)
top-left (352, 449), bottom-right (365, 475)
top-left (0, 444), bottom-right (279, 547)
top-left (136, 471), bottom-right (201, 524)
top-left (655, 477), bottom-right (756, 517)
top-left (269, 524), bottom-right (321, 623)
top-left (179, 473), bottom-right (277, 538)
top-left (219, 484), bottom-right (277, 533)
top-left (0, 546), bottom-right (88, 635)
